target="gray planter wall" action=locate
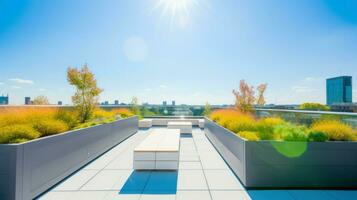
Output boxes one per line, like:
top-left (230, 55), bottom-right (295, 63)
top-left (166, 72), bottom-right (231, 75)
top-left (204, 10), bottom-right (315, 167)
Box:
top-left (0, 116), bottom-right (138, 200)
top-left (204, 118), bottom-right (357, 188)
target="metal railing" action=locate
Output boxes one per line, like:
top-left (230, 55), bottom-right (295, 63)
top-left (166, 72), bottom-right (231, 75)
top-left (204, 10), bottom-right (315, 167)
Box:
top-left (255, 108), bottom-right (357, 128)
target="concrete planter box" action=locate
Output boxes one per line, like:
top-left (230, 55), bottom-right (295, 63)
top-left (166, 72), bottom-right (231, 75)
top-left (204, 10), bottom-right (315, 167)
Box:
top-left (0, 116), bottom-right (138, 200)
top-left (204, 117), bottom-right (357, 189)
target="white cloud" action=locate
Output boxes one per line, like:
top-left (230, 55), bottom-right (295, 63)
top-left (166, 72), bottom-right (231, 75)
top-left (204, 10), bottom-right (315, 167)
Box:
top-left (9, 78), bottom-right (34, 84)
top-left (123, 36), bottom-right (148, 62)
top-left (39, 88), bottom-right (47, 92)
top-left (303, 77), bottom-right (322, 82)
top-left (0, 82), bottom-right (3, 85)
top-left (11, 86), bottom-right (21, 89)
top-left (144, 88), bottom-right (152, 92)
top-left (291, 86), bottom-right (315, 93)
top-left (159, 85), bottom-right (168, 89)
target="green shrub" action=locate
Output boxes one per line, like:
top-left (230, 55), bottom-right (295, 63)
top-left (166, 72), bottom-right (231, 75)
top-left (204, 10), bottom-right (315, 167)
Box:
top-left (274, 123), bottom-right (308, 142)
top-left (34, 119), bottom-right (69, 137)
top-left (56, 110), bottom-right (78, 128)
top-left (237, 131), bottom-right (260, 141)
top-left (256, 117), bottom-right (285, 140)
top-left (0, 124), bottom-right (40, 144)
top-left (308, 131), bottom-right (328, 142)
top-left (299, 103), bottom-right (330, 111)
top-left (74, 121), bottom-right (100, 129)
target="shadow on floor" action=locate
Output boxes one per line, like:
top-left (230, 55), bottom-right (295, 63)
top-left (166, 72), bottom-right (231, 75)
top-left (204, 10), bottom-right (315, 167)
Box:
top-left (180, 133), bottom-right (193, 138)
top-left (248, 190), bottom-right (357, 200)
top-left (120, 171), bottom-right (178, 195)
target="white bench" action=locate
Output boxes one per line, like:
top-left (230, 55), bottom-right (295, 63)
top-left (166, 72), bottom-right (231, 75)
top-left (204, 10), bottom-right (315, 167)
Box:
top-left (139, 119), bottom-right (152, 128)
top-left (167, 121), bottom-right (192, 134)
top-left (133, 129), bottom-right (180, 170)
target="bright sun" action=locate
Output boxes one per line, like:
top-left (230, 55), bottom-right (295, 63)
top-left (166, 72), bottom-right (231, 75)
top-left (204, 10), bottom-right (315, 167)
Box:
top-left (153, 0), bottom-right (202, 28)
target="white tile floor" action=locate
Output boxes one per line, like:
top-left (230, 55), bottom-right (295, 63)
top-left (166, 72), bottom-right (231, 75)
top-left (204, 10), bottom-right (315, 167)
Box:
top-left (36, 128), bottom-right (251, 200)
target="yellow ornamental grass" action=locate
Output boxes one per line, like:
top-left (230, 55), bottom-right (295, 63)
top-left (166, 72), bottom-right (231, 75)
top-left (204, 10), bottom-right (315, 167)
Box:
top-left (311, 120), bottom-right (357, 141)
top-left (0, 107), bottom-right (58, 127)
top-left (111, 108), bottom-right (134, 118)
top-left (34, 119), bottom-right (69, 137)
top-left (0, 124), bottom-right (40, 144)
top-left (93, 109), bottom-right (115, 119)
top-left (238, 131), bottom-right (260, 141)
top-left (226, 115), bottom-right (256, 133)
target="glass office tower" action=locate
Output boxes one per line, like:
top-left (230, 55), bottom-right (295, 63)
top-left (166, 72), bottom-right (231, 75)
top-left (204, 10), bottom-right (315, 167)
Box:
top-left (326, 76), bottom-right (352, 105)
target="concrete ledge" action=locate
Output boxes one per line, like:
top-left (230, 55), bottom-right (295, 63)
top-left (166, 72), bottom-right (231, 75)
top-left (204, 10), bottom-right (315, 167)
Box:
top-left (204, 117), bottom-right (357, 188)
top-left (150, 118), bottom-right (201, 126)
top-left (167, 122), bottom-right (192, 134)
top-left (139, 119), bottom-right (152, 128)
top-left (0, 116), bottom-right (139, 200)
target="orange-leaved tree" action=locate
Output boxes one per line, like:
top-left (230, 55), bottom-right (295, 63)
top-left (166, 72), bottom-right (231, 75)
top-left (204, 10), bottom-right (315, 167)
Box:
top-left (233, 80), bottom-right (256, 113)
top-left (256, 83), bottom-right (268, 106)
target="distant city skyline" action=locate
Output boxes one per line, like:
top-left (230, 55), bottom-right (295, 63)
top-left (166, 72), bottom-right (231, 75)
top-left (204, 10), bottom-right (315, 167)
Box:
top-left (1, 0), bottom-right (357, 105)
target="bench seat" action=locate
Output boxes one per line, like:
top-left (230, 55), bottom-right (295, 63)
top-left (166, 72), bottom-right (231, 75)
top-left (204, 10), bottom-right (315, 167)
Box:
top-left (133, 129), bottom-right (180, 170)
top-left (139, 119), bottom-right (153, 128)
top-left (167, 121), bottom-right (192, 134)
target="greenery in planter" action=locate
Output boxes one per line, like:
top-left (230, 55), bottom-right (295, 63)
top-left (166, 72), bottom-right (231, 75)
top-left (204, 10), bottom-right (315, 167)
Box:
top-left (0, 65), bottom-right (135, 144)
top-left (299, 102), bottom-right (330, 111)
top-left (0, 107), bottom-right (134, 144)
top-left (209, 109), bottom-right (357, 142)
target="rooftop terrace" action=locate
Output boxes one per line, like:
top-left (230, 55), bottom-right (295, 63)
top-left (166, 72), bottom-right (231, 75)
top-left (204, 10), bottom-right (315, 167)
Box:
top-left (35, 125), bottom-right (357, 200)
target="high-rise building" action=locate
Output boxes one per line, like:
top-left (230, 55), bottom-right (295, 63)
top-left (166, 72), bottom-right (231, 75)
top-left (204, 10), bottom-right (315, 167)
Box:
top-left (172, 100), bottom-right (176, 106)
top-left (25, 97), bottom-right (31, 105)
top-left (114, 100), bottom-right (119, 105)
top-left (58, 101), bottom-right (63, 105)
top-left (0, 94), bottom-right (9, 105)
top-left (326, 76), bottom-right (352, 105)
top-left (163, 101), bottom-right (167, 106)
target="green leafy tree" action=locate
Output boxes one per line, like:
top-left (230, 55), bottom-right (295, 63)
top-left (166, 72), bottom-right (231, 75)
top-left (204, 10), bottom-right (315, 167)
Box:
top-left (203, 102), bottom-right (212, 116)
top-left (130, 96), bottom-right (141, 117)
top-left (299, 103), bottom-right (330, 111)
top-left (67, 64), bottom-right (103, 123)
top-left (32, 95), bottom-right (50, 105)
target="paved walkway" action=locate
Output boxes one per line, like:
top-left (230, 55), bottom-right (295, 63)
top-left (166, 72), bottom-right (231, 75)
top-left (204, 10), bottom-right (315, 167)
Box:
top-left (37, 128), bottom-right (251, 200)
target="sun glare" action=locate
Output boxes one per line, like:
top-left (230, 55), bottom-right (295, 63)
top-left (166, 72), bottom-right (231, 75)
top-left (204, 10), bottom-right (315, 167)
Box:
top-left (153, 0), bottom-right (202, 28)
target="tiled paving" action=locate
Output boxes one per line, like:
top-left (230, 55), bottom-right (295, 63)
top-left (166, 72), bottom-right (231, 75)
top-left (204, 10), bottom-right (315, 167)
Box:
top-left (37, 128), bottom-right (251, 200)
top-left (36, 127), bottom-right (357, 200)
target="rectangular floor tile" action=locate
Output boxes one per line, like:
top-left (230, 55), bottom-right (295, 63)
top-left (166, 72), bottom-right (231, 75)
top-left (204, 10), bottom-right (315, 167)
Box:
top-left (36, 191), bottom-right (73, 200)
top-left (53, 170), bottom-right (98, 191)
top-left (179, 162), bottom-right (202, 169)
top-left (177, 191), bottom-right (212, 200)
top-left (211, 191), bottom-right (251, 200)
top-left (104, 192), bottom-right (141, 200)
top-left (204, 170), bottom-right (244, 190)
top-left (81, 170), bottom-right (131, 191)
top-left (143, 171), bottom-right (178, 194)
top-left (69, 191), bottom-right (109, 200)
top-left (140, 194), bottom-right (175, 200)
top-left (177, 170), bottom-right (208, 190)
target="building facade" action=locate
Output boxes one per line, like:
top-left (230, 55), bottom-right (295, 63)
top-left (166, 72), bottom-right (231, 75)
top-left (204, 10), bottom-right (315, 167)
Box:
top-left (25, 97), bottom-right (31, 105)
top-left (326, 76), bottom-right (352, 105)
top-left (0, 95), bottom-right (9, 105)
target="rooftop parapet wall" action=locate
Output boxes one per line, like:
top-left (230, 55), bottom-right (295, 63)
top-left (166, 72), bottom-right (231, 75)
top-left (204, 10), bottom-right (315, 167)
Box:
top-left (0, 116), bottom-right (138, 200)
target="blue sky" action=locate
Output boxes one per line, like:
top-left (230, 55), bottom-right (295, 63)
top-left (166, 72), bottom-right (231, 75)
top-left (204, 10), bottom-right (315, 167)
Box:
top-left (0, 0), bottom-right (357, 105)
